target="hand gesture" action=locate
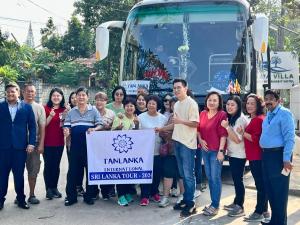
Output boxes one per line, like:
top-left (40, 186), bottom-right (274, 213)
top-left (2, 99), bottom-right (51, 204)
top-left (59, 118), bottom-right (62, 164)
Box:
top-left (87, 128), bottom-right (95, 134)
top-left (65, 103), bottom-right (71, 111)
top-left (217, 151), bottom-right (224, 162)
top-left (236, 126), bottom-right (244, 135)
top-left (221, 119), bottom-right (229, 129)
top-left (199, 139), bottom-right (208, 151)
top-left (172, 113), bottom-right (182, 124)
top-left (133, 114), bottom-right (139, 126)
top-left (116, 122), bottom-right (124, 130)
top-left (117, 113), bottom-right (124, 119)
top-left (154, 127), bottom-right (161, 133)
top-left (283, 161), bottom-right (293, 172)
top-left (49, 108), bottom-right (56, 117)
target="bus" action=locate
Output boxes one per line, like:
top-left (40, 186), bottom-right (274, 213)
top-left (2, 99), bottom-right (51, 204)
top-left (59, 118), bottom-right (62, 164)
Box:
top-left (96, 0), bottom-right (270, 103)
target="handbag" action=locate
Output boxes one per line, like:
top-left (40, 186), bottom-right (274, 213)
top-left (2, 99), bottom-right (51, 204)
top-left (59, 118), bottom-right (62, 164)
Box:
top-left (159, 142), bottom-right (171, 157)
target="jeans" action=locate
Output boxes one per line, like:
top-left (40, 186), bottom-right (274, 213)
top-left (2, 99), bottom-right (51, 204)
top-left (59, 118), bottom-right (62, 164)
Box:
top-left (43, 146), bottom-right (64, 190)
top-left (202, 150), bottom-right (222, 208)
top-left (195, 149), bottom-right (203, 185)
top-left (174, 141), bottom-right (196, 205)
top-left (229, 157), bottom-right (246, 208)
top-left (249, 160), bottom-right (268, 214)
top-left (262, 149), bottom-right (290, 225)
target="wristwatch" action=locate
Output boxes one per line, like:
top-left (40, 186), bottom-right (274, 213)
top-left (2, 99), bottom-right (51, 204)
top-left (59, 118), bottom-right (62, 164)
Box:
top-left (219, 149), bottom-right (225, 153)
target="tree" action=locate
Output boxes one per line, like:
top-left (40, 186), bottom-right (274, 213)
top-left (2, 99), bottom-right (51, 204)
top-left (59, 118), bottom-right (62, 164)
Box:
top-left (0, 65), bottom-right (19, 85)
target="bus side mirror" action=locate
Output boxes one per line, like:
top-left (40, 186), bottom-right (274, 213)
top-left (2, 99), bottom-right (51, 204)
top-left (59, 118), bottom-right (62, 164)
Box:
top-left (95, 21), bottom-right (125, 61)
top-left (96, 27), bottom-right (109, 61)
top-left (252, 13), bottom-right (269, 54)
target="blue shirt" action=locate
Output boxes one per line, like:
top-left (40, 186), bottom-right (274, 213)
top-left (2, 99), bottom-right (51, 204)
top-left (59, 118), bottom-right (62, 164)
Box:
top-left (64, 105), bottom-right (103, 149)
top-left (259, 105), bottom-right (295, 162)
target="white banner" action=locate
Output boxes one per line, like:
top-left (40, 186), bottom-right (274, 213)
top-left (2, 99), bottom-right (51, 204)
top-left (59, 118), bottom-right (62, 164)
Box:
top-left (86, 129), bottom-right (155, 185)
top-left (121, 80), bottom-right (150, 95)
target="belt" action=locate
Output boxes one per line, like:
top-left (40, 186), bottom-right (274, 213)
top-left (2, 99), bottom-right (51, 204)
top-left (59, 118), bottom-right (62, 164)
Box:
top-left (262, 147), bottom-right (284, 152)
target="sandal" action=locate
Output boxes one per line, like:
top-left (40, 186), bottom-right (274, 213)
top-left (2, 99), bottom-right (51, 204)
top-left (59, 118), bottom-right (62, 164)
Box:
top-left (203, 206), bottom-right (219, 216)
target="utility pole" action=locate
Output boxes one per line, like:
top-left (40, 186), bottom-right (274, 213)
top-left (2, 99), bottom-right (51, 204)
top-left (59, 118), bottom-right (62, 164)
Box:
top-left (277, 0), bottom-right (286, 50)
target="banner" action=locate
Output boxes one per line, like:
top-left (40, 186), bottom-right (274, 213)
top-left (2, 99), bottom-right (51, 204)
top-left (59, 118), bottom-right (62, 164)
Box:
top-left (86, 129), bottom-right (155, 185)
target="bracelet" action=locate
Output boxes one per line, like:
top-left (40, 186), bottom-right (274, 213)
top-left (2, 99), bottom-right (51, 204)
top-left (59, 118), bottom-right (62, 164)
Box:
top-left (219, 149), bottom-right (225, 153)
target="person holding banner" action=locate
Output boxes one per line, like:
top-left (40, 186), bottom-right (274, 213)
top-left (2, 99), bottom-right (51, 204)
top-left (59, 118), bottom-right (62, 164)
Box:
top-left (94, 92), bottom-right (116, 200)
top-left (63, 87), bottom-right (103, 206)
top-left (138, 95), bottom-right (168, 206)
top-left (171, 79), bottom-right (199, 217)
top-left (111, 97), bottom-right (140, 206)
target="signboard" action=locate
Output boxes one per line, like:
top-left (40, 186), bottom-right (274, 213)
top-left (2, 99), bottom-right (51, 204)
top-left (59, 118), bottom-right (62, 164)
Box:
top-left (121, 80), bottom-right (150, 95)
top-left (262, 51), bottom-right (299, 89)
top-left (86, 129), bottom-right (155, 185)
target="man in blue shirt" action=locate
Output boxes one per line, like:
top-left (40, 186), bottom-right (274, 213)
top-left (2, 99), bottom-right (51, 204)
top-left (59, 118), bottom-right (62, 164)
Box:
top-left (259, 90), bottom-right (295, 225)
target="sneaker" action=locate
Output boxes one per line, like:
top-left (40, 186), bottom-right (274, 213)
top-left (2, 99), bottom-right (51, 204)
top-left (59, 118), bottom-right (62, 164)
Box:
top-left (140, 198), bottom-right (149, 206)
top-left (151, 193), bottom-right (160, 202)
top-left (193, 190), bottom-right (201, 199)
top-left (118, 195), bottom-right (129, 206)
top-left (228, 205), bottom-right (245, 217)
top-left (176, 194), bottom-right (183, 204)
top-left (180, 203), bottom-right (197, 217)
top-left (203, 206), bottom-right (219, 216)
top-left (244, 212), bottom-right (264, 222)
top-left (173, 200), bottom-right (186, 210)
top-left (64, 198), bottom-right (77, 206)
top-left (46, 189), bottom-right (53, 200)
top-left (224, 203), bottom-right (236, 211)
top-left (159, 196), bottom-right (170, 208)
top-left (76, 186), bottom-right (85, 197)
top-left (28, 195), bottom-right (40, 204)
top-left (125, 194), bottom-right (133, 203)
top-left (51, 188), bottom-right (62, 198)
top-left (109, 187), bottom-right (116, 197)
top-left (170, 188), bottom-right (178, 197)
top-left (92, 195), bottom-right (100, 201)
top-left (102, 194), bottom-right (110, 201)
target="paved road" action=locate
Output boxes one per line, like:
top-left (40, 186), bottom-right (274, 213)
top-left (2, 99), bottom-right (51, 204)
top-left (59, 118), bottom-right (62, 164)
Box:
top-left (0, 144), bottom-right (299, 225)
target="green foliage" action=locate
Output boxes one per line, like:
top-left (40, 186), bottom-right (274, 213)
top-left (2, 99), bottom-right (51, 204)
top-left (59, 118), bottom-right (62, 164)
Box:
top-left (0, 65), bottom-right (19, 84)
top-left (54, 61), bottom-right (90, 85)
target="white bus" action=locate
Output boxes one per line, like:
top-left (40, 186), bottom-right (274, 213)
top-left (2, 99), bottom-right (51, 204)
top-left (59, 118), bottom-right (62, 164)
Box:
top-left (96, 0), bottom-right (269, 101)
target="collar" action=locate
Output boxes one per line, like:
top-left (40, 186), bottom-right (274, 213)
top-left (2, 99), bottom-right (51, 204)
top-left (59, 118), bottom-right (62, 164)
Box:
top-left (6, 98), bottom-right (20, 106)
top-left (269, 104), bottom-right (281, 115)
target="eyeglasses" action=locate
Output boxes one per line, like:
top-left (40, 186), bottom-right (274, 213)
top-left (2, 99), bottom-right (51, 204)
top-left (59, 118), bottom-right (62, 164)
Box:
top-left (115, 92), bottom-right (124, 96)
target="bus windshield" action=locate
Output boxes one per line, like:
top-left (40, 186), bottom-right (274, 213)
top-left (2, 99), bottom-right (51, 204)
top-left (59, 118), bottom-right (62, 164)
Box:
top-left (123, 2), bottom-right (250, 95)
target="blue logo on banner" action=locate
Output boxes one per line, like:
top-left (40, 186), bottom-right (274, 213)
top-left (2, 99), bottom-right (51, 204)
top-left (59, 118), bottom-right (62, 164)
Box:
top-left (112, 134), bottom-right (133, 153)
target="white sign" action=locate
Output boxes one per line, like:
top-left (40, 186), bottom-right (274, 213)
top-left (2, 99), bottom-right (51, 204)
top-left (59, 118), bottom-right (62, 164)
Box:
top-left (121, 80), bottom-right (150, 95)
top-left (262, 51), bottom-right (299, 89)
top-left (86, 129), bottom-right (155, 185)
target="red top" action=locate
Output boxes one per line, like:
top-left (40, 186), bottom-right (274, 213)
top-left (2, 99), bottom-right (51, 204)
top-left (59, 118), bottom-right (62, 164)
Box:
top-left (198, 110), bottom-right (228, 151)
top-left (244, 115), bottom-right (265, 161)
top-left (44, 105), bottom-right (65, 147)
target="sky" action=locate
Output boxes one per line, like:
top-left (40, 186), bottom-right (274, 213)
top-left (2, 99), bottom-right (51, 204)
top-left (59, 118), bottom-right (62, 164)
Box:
top-left (0, 0), bottom-right (76, 47)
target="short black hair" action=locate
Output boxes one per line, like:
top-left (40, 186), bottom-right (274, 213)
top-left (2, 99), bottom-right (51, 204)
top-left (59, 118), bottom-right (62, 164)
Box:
top-left (112, 85), bottom-right (127, 103)
top-left (264, 89), bottom-right (280, 100)
top-left (23, 82), bottom-right (35, 90)
top-left (123, 97), bottom-right (136, 108)
top-left (146, 95), bottom-right (162, 111)
top-left (76, 87), bottom-right (89, 96)
top-left (46, 87), bottom-right (65, 108)
top-left (5, 82), bottom-right (20, 91)
top-left (173, 79), bottom-right (187, 87)
top-left (204, 91), bottom-right (223, 111)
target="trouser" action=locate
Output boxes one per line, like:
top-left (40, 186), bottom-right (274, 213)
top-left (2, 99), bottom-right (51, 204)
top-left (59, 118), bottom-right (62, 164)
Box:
top-left (229, 157), bottom-right (246, 208)
top-left (43, 146), bottom-right (64, 190)
top-left (249, 160), bottom-right (268, 214)
top-left (174, 141), bottom-right (196, 206)
top-left (140, 155), bottom-right (162, 199)
top-left (0, 148), bottom-right (27, 203)
top-left (262, 148), bottom-right (290, 225)
top-left (202, 150), bottom-right (222, 208)
top-left (67, 146), bottom-right (84, 188)
top-left (195, 148), bottom-right (203, 185)
top-left (65, 146), bottom-right (97, 201)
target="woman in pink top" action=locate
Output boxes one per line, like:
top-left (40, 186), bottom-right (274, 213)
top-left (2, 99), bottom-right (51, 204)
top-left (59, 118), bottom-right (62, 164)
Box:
top-left (198, 91), bottom-right (227, 216)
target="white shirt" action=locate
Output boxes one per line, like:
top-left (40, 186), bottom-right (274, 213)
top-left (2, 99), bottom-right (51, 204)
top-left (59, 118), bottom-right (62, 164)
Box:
top-left (227, 114), bottom-right (249, 158)
top-left (8, 100), bottom-right (19, 121)
top-left (138, 112), bottom-right (168, 155)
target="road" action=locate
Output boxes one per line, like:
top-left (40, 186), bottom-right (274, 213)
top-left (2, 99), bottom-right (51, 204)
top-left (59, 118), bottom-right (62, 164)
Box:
top-left (0, 146), bottom-right (299, 225)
